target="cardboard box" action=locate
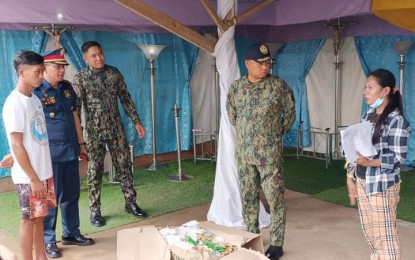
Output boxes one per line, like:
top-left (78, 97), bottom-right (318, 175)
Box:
top-left (222, 248), bottom-right (268, 260)
top-left (199, 221), bottom-right (264, 254)
top-left (117, 221), bottom-right (265, 260)
top-left (169, 247), bottom-right (268, 260)
top-left (117, 225), bottom-right (170, 260)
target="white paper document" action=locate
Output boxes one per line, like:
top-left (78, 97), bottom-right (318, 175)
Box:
top-left (339, 121), bottom-right (378, 163)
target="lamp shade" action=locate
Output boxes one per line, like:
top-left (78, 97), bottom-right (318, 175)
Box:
top-left (392, 41), bottom-right (414, 55)
top-left (137, 44), bottom-right (166, 60)
top-left (266, 42), bottom-right (283, 57)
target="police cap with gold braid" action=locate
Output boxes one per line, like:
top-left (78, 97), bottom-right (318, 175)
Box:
top-left (42, 48), bottom-right (69, 65)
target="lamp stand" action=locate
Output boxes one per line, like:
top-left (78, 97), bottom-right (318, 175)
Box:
top-left (147, 59), bottom-right (165, 171)
top-left (168, 104), bottom-right (194, 182)
top-left (393, 41), bottom-right (414, 103)
top-left (137, 44), bottom-right (166, 171)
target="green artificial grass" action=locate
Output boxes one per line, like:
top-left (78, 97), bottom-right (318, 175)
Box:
top-left (283, 156), bottom-right (415, 222)
top-left (80, 159), bottom-right (216, 235)
top-left (1, 156), bottom-right (414, 240)
top-left (0, 159), bottom-right (216, 239)
top-left (283, 156), bottom-right (346, 194)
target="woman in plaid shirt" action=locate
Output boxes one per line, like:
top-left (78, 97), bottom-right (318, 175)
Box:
top-left (351, 69), bottom-right (411, 260)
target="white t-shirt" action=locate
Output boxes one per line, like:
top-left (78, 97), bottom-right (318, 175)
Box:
top-left (3, 90), bottom-right (53, 184)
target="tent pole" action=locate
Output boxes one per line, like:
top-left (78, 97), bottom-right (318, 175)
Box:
top-left (334, 53), bottom-right (342, 158)
top-left (214, 58), bottom-right (220, 136)
top-left (213, 57), bottom-right (220, 160)
top-left (325, 18), bottom-right (354, 159)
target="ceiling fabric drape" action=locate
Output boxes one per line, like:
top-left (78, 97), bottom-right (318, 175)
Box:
top-left (371, 0), bottom-right (415, 32)
top-left (207, 0), bottom-right (271, 229)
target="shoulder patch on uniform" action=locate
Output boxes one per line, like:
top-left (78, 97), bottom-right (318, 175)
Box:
top-left (64, 90), bottom-right (72, 98)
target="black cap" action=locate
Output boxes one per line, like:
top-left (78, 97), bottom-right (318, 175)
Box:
top-left (245, 43), bottom-right (272, 62)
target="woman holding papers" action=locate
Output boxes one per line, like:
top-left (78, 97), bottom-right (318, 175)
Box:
top-left (349, 69), bottom-right (410, 260)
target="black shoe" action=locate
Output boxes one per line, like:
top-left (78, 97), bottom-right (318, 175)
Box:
top-left (45, 242), bottom-right (62, 258)
top-left (265, 245), bottom-right (283, 260)
top-left (125, 203), bottom-right (148, 218)
top-left (90, 211), bottom-right (105, 227)
top-left (62, 234), bottom-right (95, 246)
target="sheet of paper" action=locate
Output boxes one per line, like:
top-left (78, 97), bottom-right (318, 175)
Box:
top-left (339, 121), bottom-right (378, 163)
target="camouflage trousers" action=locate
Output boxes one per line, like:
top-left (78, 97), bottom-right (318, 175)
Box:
top-left (238, 163), bottom-right (285, 246)
top-left (86, 135), bottom-right (136, 213)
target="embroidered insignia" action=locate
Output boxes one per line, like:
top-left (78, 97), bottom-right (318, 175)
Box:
top-left (259, 44), bottom-right (268, 55)
top-left (64, 90), bottom-right (71, 98)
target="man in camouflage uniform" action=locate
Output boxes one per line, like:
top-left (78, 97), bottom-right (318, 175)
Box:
top-left (226, 43), bottom-right (295, 260)
top-left (72, 41), bottom-right (147, 227)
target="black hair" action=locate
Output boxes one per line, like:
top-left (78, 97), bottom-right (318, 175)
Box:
top-left (13, 50), bottom-right (44, 73)
top-left (81, 41), bottom-right (102, 54)
top-left (369, 69), bottom-right (403, 144)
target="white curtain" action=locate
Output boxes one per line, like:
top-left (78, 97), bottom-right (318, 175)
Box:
top-left (190, 45), bottom-right (217, 136)
top-left (305, 37), bottom-right (366, 153)
top-left (207, 0), bottom-right (271, 228)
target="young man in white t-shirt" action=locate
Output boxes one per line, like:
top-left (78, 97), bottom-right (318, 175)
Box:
top-left (2, 51), bottom-right (55, 260)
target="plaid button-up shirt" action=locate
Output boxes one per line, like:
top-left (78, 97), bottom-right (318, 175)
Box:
top-left (362, 109), bottom-right (411, 195)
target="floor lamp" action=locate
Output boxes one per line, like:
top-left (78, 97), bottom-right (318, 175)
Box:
top-left (266, 43), bottom-right (283, 75)
top-left (393, 41), bottom-right (414, 103)
top-left (137, 44), bottom-right (166, 171)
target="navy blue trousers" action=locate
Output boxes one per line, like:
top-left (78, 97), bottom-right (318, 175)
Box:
top-left (44, 160), bottom-right (81, 243)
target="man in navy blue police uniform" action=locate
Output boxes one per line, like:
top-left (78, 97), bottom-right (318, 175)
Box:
top-left (33, 49), bottom-right (94, 258)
